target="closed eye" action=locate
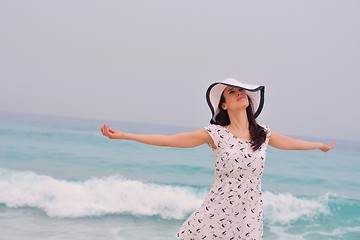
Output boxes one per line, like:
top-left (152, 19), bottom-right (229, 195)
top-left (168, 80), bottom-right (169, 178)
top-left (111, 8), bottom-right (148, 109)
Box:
top-left (227, 88), bottom-right (236, 94)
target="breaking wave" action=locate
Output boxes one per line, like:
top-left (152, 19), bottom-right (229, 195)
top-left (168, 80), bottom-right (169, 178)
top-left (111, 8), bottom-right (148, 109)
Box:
top-left (1, 168), bottom-right (354, 224)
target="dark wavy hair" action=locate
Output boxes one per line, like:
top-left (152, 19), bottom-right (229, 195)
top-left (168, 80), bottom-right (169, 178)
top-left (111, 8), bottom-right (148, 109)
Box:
top-left (214, 93), bottom-right (267, 151)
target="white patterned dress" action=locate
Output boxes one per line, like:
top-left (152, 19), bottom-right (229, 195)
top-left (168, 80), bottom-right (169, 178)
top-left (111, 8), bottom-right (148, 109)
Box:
top-left (176, 124), bottom-right (271, 240)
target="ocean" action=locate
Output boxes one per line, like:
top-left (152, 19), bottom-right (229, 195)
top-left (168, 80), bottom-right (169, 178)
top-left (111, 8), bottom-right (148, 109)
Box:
top-left (0, 112), bottom-right (359, 240)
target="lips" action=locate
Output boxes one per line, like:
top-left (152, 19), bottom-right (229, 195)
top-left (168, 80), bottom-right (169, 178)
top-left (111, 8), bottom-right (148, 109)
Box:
top-left (237, 96), bottom-right (245, 101)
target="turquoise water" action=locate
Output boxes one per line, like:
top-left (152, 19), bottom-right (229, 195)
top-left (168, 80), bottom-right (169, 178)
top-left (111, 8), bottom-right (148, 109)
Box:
top-left (0, 112), bottom-right (359, 240)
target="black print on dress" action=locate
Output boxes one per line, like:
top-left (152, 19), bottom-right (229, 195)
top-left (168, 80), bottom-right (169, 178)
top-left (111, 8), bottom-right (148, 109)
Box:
top-left (176, 124), bottom-right (271, 240)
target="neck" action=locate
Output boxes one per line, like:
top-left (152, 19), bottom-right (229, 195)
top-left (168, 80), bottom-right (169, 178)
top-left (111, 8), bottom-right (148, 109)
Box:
top-left (227, 109), bottom-right (249, 131)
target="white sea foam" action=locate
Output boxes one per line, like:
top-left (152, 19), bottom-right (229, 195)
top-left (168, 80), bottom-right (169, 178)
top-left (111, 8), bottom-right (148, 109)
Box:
top-left (0, 168), bottom-right (332, 222)
top-left (0, 168), bottom-right (205, 219)
top-left (309, 225), bottom-right (360, 237)
top-left (263, 191), bottom-right (331, 225)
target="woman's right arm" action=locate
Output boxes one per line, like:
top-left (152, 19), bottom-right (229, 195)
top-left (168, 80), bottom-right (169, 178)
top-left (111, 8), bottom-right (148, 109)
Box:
top-left (100, 124), bottom-right (214, 148)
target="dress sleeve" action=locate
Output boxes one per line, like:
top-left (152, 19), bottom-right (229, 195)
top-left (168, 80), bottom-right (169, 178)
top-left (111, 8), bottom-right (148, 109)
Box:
top-left (264, 125), bottom-right (272, 144)
top-left (258, 123), bottom-right (271, 144)
top-left (204, 124), bottom-right (219, 148)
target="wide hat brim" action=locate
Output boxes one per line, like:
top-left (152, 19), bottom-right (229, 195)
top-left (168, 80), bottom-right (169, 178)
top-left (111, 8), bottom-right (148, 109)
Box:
top-left (206, 78), bottom-right (265, 123)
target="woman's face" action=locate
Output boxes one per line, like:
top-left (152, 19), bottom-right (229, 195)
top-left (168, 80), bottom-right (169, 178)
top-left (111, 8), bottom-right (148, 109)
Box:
top-left (222, 86), bottom-right (249, 111)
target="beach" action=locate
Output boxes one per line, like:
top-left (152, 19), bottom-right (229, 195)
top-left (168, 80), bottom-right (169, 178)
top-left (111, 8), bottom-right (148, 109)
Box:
top-left (1, 112), bottom-right (359, 240)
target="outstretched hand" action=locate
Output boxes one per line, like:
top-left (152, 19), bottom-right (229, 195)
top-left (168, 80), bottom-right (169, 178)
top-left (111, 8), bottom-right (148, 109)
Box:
top-left (100, 124), bottom-right (125, 140)
top-left (319, 142), bottom-right (336, 152)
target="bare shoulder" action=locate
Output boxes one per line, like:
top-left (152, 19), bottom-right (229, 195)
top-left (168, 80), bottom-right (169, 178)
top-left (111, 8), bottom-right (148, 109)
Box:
top-left (197, 127), bottom-right (216, 148)
top-left (190, 128), bottom-right (212, 140)
top-left (269, 131), bottom-right (289, 145)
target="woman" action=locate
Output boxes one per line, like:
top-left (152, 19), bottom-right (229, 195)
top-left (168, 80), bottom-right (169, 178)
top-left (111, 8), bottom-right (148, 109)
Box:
top-left (100, 78), bottom-right (335, 240)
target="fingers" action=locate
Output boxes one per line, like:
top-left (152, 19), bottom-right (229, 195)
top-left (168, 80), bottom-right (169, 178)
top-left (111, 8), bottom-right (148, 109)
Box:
top-left (328, 141), bottom-right (336, 151)
top-left (100, 124), bottom-right (111, 138)
top-left (321, 141), bottom-right (336, 152)
top-left (100, 124), bottom-right (105, 134)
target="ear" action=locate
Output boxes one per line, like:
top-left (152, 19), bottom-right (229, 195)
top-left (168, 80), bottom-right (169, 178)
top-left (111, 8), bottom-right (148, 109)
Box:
top-left (222, 103), bottom-right (227, 110)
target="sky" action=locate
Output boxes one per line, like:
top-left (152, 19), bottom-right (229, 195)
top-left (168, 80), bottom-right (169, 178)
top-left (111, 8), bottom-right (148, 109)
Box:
top-left (1, 0), bottom-right (359, 141)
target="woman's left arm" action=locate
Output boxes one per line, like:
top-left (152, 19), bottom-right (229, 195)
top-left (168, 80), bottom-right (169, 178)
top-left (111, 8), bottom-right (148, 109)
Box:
top-left (269, 132), bottom-right (336, 152)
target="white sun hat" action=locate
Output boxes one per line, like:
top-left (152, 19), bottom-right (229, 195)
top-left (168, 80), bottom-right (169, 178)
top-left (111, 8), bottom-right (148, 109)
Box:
top-left (206, 78), bottom-right (265, 123)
